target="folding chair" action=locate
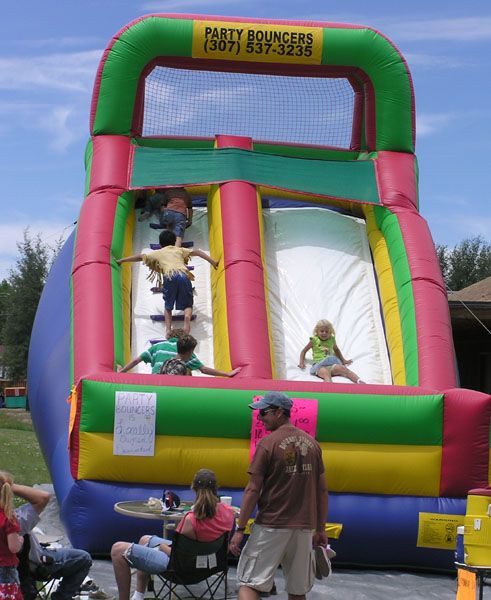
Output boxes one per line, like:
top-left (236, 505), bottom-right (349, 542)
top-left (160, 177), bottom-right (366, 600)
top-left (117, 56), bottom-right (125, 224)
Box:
top-left (30, 568), bottom-right (58, 600)
top-left (151, 532), bottom-right (229, 600)
top-left (17, 534), bottom-right (58, 600)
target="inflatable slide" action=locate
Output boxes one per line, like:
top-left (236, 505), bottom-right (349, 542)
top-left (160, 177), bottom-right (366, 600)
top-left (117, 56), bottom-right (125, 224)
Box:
top-left (28, 14), bottom-right (491, 569)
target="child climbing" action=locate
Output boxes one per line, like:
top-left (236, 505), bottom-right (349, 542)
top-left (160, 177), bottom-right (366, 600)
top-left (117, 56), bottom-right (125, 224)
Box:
top-left (117, 329), bottom-right (241, 378)
top-left (298, 319), bottom-right (365, 384)
top-left (158, 187), bottom-right (193, 248)
top-left (116, 230), bottom-right (218, 336)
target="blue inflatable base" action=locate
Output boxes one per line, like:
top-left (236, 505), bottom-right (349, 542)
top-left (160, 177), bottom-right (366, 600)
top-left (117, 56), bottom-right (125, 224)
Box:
top-left (61, 479), bottom-right (464, 569)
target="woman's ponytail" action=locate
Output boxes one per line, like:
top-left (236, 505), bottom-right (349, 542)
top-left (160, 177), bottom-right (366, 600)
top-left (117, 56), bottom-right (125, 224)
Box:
top-left (191, 469), bottom-right (219, 520)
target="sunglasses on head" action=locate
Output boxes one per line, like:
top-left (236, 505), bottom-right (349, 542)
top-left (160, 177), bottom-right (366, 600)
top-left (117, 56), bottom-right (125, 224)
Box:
top-left (259, 407), bottom-right (277, 417)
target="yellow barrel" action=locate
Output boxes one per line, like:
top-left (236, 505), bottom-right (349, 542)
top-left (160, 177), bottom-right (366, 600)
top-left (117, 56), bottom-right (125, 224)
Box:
top-left (463, 488), bottom-right (491, 566)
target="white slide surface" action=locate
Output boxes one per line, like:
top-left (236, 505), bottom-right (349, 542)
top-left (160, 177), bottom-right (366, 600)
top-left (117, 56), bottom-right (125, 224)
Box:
top-left (130, 206), bottom-right (392, 385)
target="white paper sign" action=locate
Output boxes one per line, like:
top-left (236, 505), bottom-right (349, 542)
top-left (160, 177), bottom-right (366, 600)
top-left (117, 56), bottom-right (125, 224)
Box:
top-left (196, 555), bottom-right (207, 569)
top-left (113, 391), bottom-right (157, 456)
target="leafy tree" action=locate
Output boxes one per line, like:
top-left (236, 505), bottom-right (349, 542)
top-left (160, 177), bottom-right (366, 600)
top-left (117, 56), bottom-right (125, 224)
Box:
top-left (2, 230), bottom-right (52, 381)
top-left (0, 279), bottom-right (11, 344)
top-left (436, 235), bottom-right (491, 292)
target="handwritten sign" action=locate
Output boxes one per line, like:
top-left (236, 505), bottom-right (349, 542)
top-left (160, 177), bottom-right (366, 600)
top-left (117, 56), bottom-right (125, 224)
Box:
top-left (113, 392), bottom-right (156, 456)
top-left (250, 396), bottom-right (318, 461)
top-left (192, 21), bottom-right (322, 65)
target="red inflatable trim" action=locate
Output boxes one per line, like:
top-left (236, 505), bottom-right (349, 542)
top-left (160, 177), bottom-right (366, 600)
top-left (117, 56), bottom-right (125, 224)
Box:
top-left (89, 136), bottom-right (131, 194)
top-left (72, 190), bottom-right (120, 382)
top-left (217, 135), bottom-right (273, 378)
top-left (376, 152), bottom-right (457, 389)
top-left (440, 388), bottom-right (491, 496)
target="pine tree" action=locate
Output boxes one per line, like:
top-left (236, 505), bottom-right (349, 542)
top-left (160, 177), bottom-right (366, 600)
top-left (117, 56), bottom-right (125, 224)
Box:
top-left (0, 279), bottom-right (11, 345)
top-left (2, 230), bottom-right (51, 380)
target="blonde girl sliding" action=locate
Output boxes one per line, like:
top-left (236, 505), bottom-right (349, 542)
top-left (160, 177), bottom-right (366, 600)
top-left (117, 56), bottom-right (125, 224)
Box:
top-left (0, 471), bottom-right (24, 600)
top-left (299, 319), bottom-right (365, 383)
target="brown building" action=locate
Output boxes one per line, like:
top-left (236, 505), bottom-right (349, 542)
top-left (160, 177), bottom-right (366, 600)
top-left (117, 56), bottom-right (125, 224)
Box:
top-left (448, 276), bottom-right (491, 394)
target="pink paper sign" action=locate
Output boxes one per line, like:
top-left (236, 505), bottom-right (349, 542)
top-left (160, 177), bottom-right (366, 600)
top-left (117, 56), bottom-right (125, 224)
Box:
top-left (250, 396), bottom-right (319, 461)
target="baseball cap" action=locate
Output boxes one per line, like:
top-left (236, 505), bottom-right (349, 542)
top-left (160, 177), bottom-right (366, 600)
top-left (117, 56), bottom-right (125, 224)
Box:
top-left (249, 391), bottom-right (293, 411)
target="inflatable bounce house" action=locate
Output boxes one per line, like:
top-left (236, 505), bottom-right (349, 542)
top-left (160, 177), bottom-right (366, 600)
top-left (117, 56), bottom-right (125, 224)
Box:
top-left (28, 14), bottom-right (491, 569)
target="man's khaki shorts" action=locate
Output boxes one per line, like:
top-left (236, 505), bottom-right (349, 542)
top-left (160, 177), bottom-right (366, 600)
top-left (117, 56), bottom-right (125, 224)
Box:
top-left (236, 524), bottom-right (315, 595)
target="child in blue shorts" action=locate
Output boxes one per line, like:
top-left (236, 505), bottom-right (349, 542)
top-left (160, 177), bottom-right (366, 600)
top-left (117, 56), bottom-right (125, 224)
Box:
top-left (117, 230), bottom-right (218, 336)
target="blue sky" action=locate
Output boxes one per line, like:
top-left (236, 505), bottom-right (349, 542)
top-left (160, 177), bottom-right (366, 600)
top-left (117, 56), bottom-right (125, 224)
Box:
top-left (1, 0), bottom-right (490, 279)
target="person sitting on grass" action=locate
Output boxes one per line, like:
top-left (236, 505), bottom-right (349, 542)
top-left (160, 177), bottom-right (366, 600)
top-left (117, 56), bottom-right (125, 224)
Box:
top-left (118, 331), bottom-right (240, 378)
top-left (116, 230), bottom-right (218, 336)
top-left (111, 469), bottom-right (235, 600)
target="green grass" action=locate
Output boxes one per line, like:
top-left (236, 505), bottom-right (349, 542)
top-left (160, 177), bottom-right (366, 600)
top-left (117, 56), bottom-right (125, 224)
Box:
top-left (0, 410), bottom-right (34, 431)
top-left (0, 409), bottom-right (51, 487)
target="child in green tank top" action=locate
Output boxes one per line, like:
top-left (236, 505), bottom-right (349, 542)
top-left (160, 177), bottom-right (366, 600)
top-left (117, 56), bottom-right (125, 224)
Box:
top-left (298, 319), bottom-right (365, 384)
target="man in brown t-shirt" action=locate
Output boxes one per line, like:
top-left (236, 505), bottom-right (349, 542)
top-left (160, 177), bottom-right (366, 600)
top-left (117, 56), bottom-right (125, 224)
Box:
top-left (230, 392), bottom-right (329, 600)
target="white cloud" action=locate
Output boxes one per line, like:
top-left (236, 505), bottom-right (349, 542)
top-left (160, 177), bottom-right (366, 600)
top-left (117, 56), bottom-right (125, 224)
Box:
top-left (297, 13), bottom-right (491, 43)
top-left (37, 106), bottom-right (81, 153)
top-left (416, 113), bottom-right (455, 137)
top-left (142, 0), bottom-right (246, 9)
top-left (386, 16), bottom-right (491, 42)
top-left (455, 215), bottom-right (491, 240)
top-left (405, 52), bottom-right (471, 69)
top-left (0, 100), bottom-right (87, 154)
top-left (0, 50), bottom-right (101, 93)
top-left (0, 222), bottom-right (74, 281)
top-left (426, 211), bottom-right (491, 246)
top-left (0, 223), bottom-right (72, 254)
top-left (15, 36), bottom-right (103, 50)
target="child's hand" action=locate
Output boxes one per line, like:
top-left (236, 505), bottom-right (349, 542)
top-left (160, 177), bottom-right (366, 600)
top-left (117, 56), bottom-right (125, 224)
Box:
top-left (298, 362), bottom-right (306, 370)
top-left (343, 359), bottom-right (353, 366)
top-left (116, 259), bottom-right (122, 265)
top-left (212, 258), bottom-right (219, 269)
top-left (116, 364), bottom-right (123, 373)
top-left (228, 367), bottom-right (241, 377)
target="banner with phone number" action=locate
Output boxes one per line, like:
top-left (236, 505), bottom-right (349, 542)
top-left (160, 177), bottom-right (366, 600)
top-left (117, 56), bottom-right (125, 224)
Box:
top-left (192, 21), bottom-right (323, 65)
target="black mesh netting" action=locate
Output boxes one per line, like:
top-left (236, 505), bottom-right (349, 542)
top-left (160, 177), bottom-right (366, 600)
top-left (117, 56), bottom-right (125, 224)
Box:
top-left (142, 66), bottom-right (355, 148)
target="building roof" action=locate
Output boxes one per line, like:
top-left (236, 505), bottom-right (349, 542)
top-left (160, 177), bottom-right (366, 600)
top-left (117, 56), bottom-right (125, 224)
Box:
top-left (448, 276), bottom-right (491, 303)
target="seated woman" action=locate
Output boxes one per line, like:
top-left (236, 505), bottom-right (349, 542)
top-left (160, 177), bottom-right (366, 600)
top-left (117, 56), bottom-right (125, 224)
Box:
top-left (111, 469), bottom-right (235, 600)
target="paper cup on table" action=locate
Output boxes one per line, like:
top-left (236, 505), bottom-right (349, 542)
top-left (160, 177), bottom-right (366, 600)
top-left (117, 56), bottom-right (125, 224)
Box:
top-left (220, 496), bottom-right (232, 506)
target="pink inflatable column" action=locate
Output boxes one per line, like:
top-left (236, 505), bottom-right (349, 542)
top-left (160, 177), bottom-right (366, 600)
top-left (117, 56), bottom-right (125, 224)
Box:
top-left (216, 135), bottom-right (273, 379)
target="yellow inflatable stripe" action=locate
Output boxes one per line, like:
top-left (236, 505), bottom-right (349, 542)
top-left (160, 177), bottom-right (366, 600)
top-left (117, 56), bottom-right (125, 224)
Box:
top-left (78, 433), bottom-right (251, 486)
top-left (323, 443), bottom-right (441, 497)
top-left (79, 434), bottom-right (440, 496)
top-left (364, 206), bottom-right (406, 385)
top-left (257, 192), bottom-right (276, 378)
top-left (208, 185), bottom-right (231, 371)
top-left (121, 211), bottom-right (134, 363)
